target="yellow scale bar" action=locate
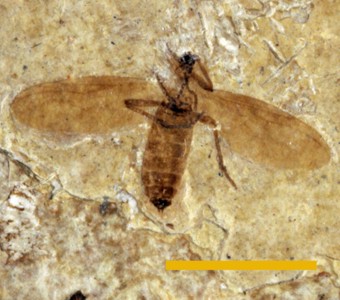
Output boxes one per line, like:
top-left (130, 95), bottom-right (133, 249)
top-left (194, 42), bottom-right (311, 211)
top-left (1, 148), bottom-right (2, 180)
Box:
top-left (166, 260), bottom-right (317, 271)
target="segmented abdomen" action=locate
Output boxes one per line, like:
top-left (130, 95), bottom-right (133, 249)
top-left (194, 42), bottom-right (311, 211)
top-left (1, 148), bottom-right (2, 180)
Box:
top-left (141, 107), bottom-right (193, 205)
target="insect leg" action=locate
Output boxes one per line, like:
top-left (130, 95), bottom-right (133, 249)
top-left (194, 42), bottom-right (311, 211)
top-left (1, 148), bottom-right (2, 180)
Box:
top-left (154, 72), bottom-right (175, 102)
top-left (125, 99), bottom-right (163, 123)
top-left (187, 85), bottom-right (198, 110)
top-left (199, 115), bottom-right (237, 189)
top-left (125, 99), bottom-right (192, 128)
top-left (154, 72), bottom-right (187, 107)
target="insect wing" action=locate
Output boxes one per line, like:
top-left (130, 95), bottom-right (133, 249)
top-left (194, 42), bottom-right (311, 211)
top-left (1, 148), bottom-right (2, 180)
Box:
top-left (11, 76), bottom-right (163, 135)
top-left (10, 75), bottom-right (330, 169)
top-left (198, 89), bottom-right (330, 169)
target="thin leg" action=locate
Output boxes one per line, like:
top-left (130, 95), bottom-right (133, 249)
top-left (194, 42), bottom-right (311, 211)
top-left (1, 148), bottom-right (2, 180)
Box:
top-left (175, 77), bottom-right (188, 102)
top-left (199, 115), bottom-right (237, 189)
top-left (154, 72), bottom-right (175, 103)
top-left (125, 99), bottom-right (163, 124)
top-left (125, 99), bottom-right (161, 107)
top-left (186, 85), bottom-right (198, 110)
top-left (154, 70), bottom-right (188, 107)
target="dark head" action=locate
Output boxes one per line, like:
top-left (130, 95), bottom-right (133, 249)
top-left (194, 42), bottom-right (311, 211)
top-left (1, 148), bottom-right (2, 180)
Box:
top-left (69, 290), bottom-right (86, 300)
top-left (179, 52), bottom-right (199, 74)
top-left (151, 198), bottom-right (171, 211)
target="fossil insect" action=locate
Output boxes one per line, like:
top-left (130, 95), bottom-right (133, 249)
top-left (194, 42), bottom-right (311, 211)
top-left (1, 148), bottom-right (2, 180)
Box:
top-left (10, 52), bottom-right (330, 211)
top-left (125, 52), bottom-right (237, 210)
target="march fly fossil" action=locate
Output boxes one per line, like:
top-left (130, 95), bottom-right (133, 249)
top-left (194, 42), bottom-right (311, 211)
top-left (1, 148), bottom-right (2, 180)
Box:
top-left (125, 52), bottom-right (237, 210)
top-left (10, 52), bottom-right (331, 212)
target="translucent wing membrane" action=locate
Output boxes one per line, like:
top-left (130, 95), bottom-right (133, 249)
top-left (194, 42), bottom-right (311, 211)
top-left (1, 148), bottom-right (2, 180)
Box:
top-left (197, 88), bottom-right (330, 169)
top-left (11, 76), bottom-right (162, 134)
